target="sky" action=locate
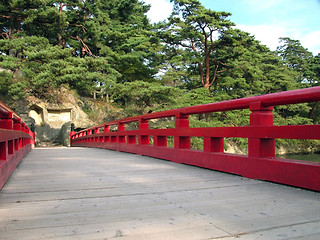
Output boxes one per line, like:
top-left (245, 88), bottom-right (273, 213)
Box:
top-left (143, 0), bottom-right (320, 55)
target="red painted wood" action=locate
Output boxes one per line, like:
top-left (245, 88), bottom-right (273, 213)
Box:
top-left (248, 102), bottom-right (275, 158)
top-left (0, 101), bottom-right (34, 190)
top-left (71, 87), bottom-right (320, 191)
top-left (175, 115), bottom-right (190, 149)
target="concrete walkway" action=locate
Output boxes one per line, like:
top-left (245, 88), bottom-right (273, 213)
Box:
top-left (0, 147), bottom-right (319, 240)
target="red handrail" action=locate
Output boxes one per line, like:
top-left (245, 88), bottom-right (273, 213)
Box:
top-left (71, 87), bottom-right (320, 191)
top-left (0, 100), bottom-right (35, 190)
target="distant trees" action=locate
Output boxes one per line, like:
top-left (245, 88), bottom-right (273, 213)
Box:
top-left (157, 0), bottom-right (319, 98)
top-left (277, 37), bottom-right (316, 85)
top-left (0, 0), bottom-right (158, 98)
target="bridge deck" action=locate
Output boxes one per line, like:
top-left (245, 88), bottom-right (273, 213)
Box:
top-left (0, 147), bottom-right (319, 240)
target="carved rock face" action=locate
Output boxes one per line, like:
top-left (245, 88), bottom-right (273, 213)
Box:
top-left (25, 88), bottom-right (94, 146)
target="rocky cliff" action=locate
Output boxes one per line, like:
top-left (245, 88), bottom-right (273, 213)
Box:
top-left (4, 87), bottom-right (95, 147)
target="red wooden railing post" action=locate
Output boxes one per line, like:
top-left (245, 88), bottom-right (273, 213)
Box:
top-left (248, 102), bottom-right (275, 158)
top-left (94, 127), bottom-right (100, 142)
top-left (104, 125), bottom-right (110, 143)
top-left (104, 125), bottom-right (110, 132)
top-left (20, 123), bottom-right (25, 147)
top-left (24, 123), bottom-right (29, 146)
top-left (174, 113), bottom-right (190, 149)
top-left (0, 113), bottom-right (14, 157)
top-left (204, 137), bottom-right (224, 152)
top-left (127, 135), bottom-right (137, 144)
top-left (13, 118), bottom-right (21, 151)
top-left (154, 135), bottom-right (167, 147)
top-left (118, 122), bottom-right (125, 143)
top-left (20, 122), bottom-right (25, 148)
top-left (125, 123), bottom-right (136, 144)
top-left (118, 122), bottom-right (125, 131)
top-left (31, 131), bottom-right (35, 147)
top-left (139, 119), bottom-right (149, 145)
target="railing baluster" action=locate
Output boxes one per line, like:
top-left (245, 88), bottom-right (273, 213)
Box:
top-left (118, 122), bottom-right (125, 143)
top-left (204, 137), bottom-right (224, 153)
top-left (13, 119), bottom-right (21, 151)
top-left (139, 119), bottom-right (149, 145)
top-left (104, 125), bottom-right (110, 143)
top-left (248, 102), bottom-right (275, 158)
top-left (0, 113), bottom-right (14, 155)
top-left (174, 113), bottom-right (190, 149)
top-left (154, 136), bottom-right (167, 147)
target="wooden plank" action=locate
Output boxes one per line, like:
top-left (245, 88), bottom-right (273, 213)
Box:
top-left (0, 147), bottom-right (319, 239)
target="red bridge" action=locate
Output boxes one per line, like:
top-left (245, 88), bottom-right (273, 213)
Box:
top-left (0, 87), bottom-right (320, 239)
top-left (71, 86), bottom-right (320, 191)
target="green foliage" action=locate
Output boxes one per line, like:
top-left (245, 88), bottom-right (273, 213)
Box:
top-left (0, 0), bottom-right (157, 99)
top-left (0, 70), bottom-right (13, 95)
top-left (111, 81), bottom-right (182, 115)
top-left (8, 80), bottom-right (29, 100)
top-left (182, 88), bottom-right (216, 106)
top-left (276, 37), bottom-right (315, 85)
top-left (213, 29), bottom-right (299, 98)
top-left (0, 35), bottom-right (119, 99)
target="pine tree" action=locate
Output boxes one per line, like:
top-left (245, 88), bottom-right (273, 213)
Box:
top-left (215, 29), bottom-right (298, 98)
top-left (161, 0), bottom-right (234, 89)
top-left (0, 0), bottom-right (160, 100)
top-left (276, 37), bottom-right (314, 84)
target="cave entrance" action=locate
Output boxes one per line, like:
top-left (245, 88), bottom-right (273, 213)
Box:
top-left (28, 105), bottom-right (44, 125)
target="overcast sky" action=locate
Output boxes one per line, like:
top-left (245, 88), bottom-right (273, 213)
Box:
top-left (143, 0), bottom-right (320, 55)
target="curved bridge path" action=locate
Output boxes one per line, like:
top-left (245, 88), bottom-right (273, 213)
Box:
top-left (0, 147), bottom-right (319, 240)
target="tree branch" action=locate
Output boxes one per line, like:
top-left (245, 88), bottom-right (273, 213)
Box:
top-left (0, 14), bottom-right (22, 21)
top-left (70, 24), bottom-right (87, 33)
top-left (0, 32), bottom-right (9, 39)
top-left (209, 65), bottom-right (230, 87)
top-left (71, 36), bottom-right (96, 57)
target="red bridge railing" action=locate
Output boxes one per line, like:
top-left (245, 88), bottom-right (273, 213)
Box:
top-left (0, 101), bottom-right (34, 189)
top-left (71, 87), bottom-right (320, 191)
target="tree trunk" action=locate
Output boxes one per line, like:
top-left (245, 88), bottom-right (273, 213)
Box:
top-left (203, 82), bottom-right (210, 89)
